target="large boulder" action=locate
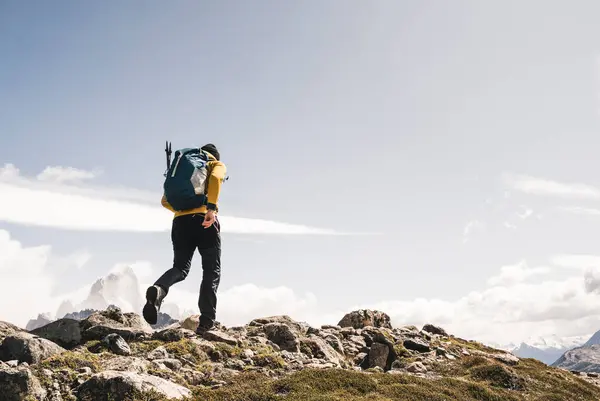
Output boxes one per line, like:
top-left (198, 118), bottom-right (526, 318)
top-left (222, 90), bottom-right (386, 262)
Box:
top-left (80, 307), bottom-right (152, 341)
top-left (300, 335), bottom-right (343, 366)
top-left (202, 330), bottom-right (239, 346)
top-left (30, 318), bottom-right (82, 349)
top-left (368, 342), bottom-right (390, 370)
top-left (153, 326), bottom-right (196, 342)
top-left (0, 321), bottom-right (23, 342)
top-left (338, 310), bottom-right (392, 330)
top-left (263, 323), bottom-right (300, 352)
top-left (422, 324), bottom-right (448, 337)
top-left (76, 370), bottom-right (191, 400)
top-left (100, 356), bottom-right (151, 374)
top-left (0, 332), bottom-right (65, 364)
top-left (180, 315), bottom-right (200, 332)
top-left (104, 334), bottom-right (131, 356)
top-left (404, 338), bottom-right (431, 353)
top-left (0, 365), bottom-right (47, 401)
top-left (249, 315), bottom-right (308, 335)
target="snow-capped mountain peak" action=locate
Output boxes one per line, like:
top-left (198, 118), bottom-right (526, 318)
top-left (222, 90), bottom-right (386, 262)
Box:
top-left (520, 334), bottom-right (589, 351)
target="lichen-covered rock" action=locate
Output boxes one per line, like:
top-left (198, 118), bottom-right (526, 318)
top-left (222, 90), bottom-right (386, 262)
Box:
top-left (264, 323), bottom-right (300, 352)
top-left (322, 333), bottom-right (345, 355)
top-left (202, 330), bottom-right (239, 346)
top-left (80, 307), bottom-right (152, 341)
top-left (0, 365), bottom-right (47, 401)
top-left (300, 336), bottom-right (343, 366)
top-left (153, 358), bottom-right (183, 371)
top-left (31, 318), bottom-right (82, 349)
top-left (422, 324), bottom-right (448, 337)
top-left (404, 338), bottom-right (431, 353)
top-left (0, 332), bottom-right (65, 364)
top-left (152, 326), bottom-right (196, 342)
top-left (368, 342), bottom-right (389, 370)
top-left (101, 356), bottom-right (151, 374)
top-left (181, 315), bottom-right (201, 332)
top-left (0, 321), bottom-right (23, 343)
top-left (407, 361), bottom-right (427, 373)
top-left (76, 370), bottom-right (191, 400)
top-left (492, 352), bottom-right (520, 366)
top-left (249, 315), bottom-right (308, 335)
top-left (147, 346), bottom-right (170, 361)
top-left (338, 310), bottom-right (392, 330)
top-left (104, 333), bottom-right (131, 356)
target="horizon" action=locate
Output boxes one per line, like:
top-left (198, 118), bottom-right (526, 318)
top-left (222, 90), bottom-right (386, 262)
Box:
top-left (4, 1), bottom-right (600, 347)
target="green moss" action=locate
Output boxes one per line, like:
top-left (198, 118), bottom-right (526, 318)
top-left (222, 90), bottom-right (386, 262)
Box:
top-left (39, 351), bottom-right (101, 372)
top-left (462, 355), bottom-right (490, 369)
top-left (469, 363), bottom-right (525, 390)
top-left (212, 343), bottom-right (243, 358)
top-left (186, 368), bottom-right (521, 401)
top-left (253, 352), bottom-right (286, 369)
top-left (80, 387), bottom-right (172, 401)
top-left (163, 339), bottom-right (209, 363)
top-left (393, 343), bottom-right (411, 358)
top-left (197, 361), bottom-right (215, 374)
top-left (130, 340), bottom-right (163, 355)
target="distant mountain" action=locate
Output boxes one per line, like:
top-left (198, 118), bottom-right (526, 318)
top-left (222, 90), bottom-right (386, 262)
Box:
top-left (511, 343), bottom-right (570, 365)
top-left (509, 335), bottom-right (588, 365)
top-left (25, 313), bottom-right (53, 331)
top-left (26, 265), bottom-right (181, 332)
top-left (27, 305), bottom-right (177, 331)
top-left (584, 329), bottom-right (600, 347)
top-left (63, 308), bottom-right (98, 321)
top-left (552, 344), bottom-right (600, 372)
top-left (550, 329), bottom-right (600, 372)
top-left (55, 265), bottom-right (144, 317)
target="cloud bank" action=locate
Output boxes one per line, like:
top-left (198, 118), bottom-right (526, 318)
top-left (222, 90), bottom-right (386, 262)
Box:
top-left (503, 173), bottom-right (600, 200)
top-left (0, 163), bottom-right (337, 235)
top-left (4, 227), bottom-right (600, 347)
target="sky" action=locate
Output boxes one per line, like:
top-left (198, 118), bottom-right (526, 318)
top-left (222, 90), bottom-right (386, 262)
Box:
top-left (3, 0), bottom-right (600, 346)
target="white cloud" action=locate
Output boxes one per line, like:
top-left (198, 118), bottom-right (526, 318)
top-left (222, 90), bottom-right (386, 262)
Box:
top-left (487, 260), bottom-right (550, 286)
top-left (503, 221), bottom-right (517, 230)
top-left (503, 173), bottom-right (600, 200)
top-left (463, 220), bottom-right (485, 243)
top-left (558, 206), bottom-right (600, 217)
top-left (0, 229), bottom-right (84, 327)
top-left (48, 249), bottom-right (92, 272)
top-left (360, 275), bottom-right (600, 345)
top-left (37, 166), bottom-right (100, 183)
top-left (0, 163), bottom-right (338, 235)
top-left (163, 284), bottom-right (321, 327)
top-left (517, 206), bottom-right (533, 220)
top-left (550, 254), bottom-right (600, 270)
top-left (0, 163), bottom-right (20, 179)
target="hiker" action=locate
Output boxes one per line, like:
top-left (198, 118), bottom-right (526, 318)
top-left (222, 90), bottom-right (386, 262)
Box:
top-left (143, 143), bottom-right (227, 335)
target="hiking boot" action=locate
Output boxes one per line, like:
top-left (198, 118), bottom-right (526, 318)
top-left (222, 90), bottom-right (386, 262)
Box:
top-left (143, 285), bottom-right (166, 325)
top-left (195, 322), bottom-right (214, 336)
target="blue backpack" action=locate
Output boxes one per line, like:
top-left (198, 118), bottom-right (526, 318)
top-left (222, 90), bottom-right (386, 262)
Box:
top-left (163, 142), bottom-right (210, 211)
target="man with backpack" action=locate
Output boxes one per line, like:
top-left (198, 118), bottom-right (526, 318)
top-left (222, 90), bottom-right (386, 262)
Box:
top-left (143, 143), bottom-right (227, 335)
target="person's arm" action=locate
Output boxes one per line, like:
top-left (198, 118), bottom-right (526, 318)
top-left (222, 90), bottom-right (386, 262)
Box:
top-left (205, 160), bottom-right (226, 212)
top-left (161, 194), bottom-right (175, 212)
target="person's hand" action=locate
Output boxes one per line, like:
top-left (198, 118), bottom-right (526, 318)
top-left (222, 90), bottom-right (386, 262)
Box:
top-left (203, 210), bottom-right (216, 228)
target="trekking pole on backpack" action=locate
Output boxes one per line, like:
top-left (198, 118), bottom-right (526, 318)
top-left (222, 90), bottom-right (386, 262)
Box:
top-left (164, 141), bottom-right (172, 177)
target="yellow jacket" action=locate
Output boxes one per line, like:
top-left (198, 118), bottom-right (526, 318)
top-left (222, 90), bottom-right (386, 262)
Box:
top-left (161, 151), bottom-right (227, 217)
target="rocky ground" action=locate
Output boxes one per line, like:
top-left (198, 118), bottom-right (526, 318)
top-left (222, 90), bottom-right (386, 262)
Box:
top-left (1, 307), bottom-right (600, 400)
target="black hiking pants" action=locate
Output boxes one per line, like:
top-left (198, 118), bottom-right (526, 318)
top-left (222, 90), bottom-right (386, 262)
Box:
top-left (154, 213), bottom-right (221, 328)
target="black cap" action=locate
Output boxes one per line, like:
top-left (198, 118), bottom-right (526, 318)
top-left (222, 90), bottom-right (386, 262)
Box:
top-left (201, 143), bottom-right (220, 160)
